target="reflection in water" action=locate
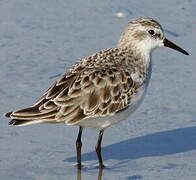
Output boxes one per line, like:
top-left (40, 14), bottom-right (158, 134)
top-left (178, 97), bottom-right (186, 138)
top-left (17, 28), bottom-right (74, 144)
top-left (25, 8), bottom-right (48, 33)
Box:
top-left (77, 169), bottom-right (82, 180)
top-left (77, 168), bottom-right (103, 180)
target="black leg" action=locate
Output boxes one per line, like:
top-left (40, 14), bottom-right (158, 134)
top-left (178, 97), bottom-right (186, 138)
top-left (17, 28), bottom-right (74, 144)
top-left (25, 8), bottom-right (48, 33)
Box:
top-left (76, 126), bottom-right (83, 169)
top-left (95, 130), bottom-right (105, 169)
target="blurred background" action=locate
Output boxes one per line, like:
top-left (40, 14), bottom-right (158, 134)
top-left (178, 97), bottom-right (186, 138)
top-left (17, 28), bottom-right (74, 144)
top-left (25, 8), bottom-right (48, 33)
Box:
top-left (0, 0), bottom-right (196, 179)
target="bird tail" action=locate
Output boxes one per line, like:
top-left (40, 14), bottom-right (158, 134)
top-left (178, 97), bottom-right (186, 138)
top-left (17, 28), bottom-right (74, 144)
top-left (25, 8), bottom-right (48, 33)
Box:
top-left (8, 119), bottom-right (43, 126)
top-left (5, 106), bottom-right (58, 126)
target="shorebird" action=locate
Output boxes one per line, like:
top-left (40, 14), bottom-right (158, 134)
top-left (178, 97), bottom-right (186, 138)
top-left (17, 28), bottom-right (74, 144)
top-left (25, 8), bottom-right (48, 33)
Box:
top-left (5, 17), bottom-right (189, 169)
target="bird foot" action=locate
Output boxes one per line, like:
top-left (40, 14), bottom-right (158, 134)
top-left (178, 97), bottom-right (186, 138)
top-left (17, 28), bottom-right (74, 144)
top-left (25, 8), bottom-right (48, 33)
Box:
top-left (74, 163), bottom-right (84, 169)
top-left (98, 164), bottom-right (106, 169)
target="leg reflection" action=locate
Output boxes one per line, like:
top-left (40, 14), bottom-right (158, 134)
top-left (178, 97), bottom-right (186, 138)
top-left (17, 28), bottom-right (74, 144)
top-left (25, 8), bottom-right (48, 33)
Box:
top-left (77, 168), bottom-right (103, 180)
top-left (77, 168), bottom-right (82, 180)
top-left (97, 168), bottom-right (103, 180)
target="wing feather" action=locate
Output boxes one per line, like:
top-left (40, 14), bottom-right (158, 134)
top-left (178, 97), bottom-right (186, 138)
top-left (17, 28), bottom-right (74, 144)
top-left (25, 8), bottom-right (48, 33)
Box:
top-left (52, 67), bottom-right (141, 125)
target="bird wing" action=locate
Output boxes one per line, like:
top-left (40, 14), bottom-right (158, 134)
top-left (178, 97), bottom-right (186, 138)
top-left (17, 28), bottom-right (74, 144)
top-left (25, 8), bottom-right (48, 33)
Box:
top-left (7, 64), bottom-right (141, 125)
top-left (52, 65), bottom-right (141, 125)
top-left (56, 67), bottom-right (142, 125)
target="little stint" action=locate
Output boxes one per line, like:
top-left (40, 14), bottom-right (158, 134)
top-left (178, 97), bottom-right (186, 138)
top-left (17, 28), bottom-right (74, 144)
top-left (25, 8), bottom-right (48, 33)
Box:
top-left (5, 17), bottom-right (189, 169)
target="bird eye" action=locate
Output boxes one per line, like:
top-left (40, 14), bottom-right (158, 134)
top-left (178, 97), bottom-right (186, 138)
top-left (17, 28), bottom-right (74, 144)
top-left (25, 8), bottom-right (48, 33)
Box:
top-left (148, 30), bottom-right (155, 35)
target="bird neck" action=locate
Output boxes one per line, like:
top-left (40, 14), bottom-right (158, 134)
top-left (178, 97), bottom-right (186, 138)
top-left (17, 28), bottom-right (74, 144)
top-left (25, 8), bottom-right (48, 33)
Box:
top-left (118, 43), bottom-right (152, 70)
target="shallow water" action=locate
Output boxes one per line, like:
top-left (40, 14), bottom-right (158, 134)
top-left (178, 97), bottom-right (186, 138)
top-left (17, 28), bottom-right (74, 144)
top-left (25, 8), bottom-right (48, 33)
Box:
top-left (0, 0), bottom-right (196, 179)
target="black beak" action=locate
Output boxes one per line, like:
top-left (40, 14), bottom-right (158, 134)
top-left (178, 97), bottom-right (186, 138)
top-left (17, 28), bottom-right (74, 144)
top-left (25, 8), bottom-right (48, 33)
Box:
top-left (163, 38), bottom-right (189, 55)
